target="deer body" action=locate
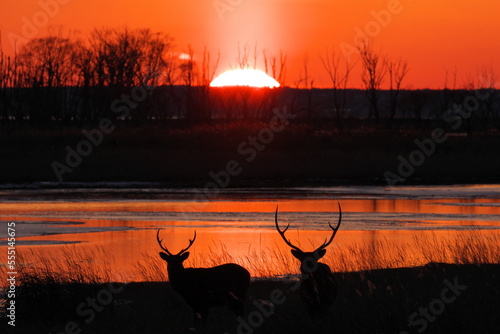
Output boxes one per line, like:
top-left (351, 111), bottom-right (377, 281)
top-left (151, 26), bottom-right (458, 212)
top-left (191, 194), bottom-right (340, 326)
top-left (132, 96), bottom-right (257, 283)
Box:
top-left (298, 259), bottom-right (338, 312)
top-left (275, 203), bottom-right (342, 312)
top-left (157, 230), bottom-right (250, 321)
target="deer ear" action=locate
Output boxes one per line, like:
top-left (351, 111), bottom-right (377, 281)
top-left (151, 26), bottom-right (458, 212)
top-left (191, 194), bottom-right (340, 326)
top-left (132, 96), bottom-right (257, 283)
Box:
top-left (159, 252), bottom-right (169, 261)
top-left (291, 249), bottom-right (302, 259)
top-left (316, 249), bottom-right (327, 259)
top-left (180, 252), bottom-right (190, 261)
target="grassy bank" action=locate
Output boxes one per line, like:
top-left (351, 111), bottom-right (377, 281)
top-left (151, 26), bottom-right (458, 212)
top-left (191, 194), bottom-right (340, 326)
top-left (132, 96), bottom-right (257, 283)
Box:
top-left (6, 231), bottom-right (500, 282)
top-left (1, 263), bottom-right (499, 334)
top-left (2, 232), bottom-right (500, 333)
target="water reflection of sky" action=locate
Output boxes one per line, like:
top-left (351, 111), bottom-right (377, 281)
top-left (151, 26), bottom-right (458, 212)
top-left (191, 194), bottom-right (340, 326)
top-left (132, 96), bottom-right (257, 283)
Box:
top-left (1, 185), bottom-right (500, 245)
top-left (1, 185), bottom-right (499, 280)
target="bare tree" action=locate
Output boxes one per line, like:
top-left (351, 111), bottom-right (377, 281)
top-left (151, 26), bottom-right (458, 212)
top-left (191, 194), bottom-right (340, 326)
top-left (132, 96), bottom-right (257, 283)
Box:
top-left (89, 27), bottom-right (172, 88)
top-left (234, 42), bottom-right (259, 70)
top-left (196, 47), bottom-right (220, 121)
top-left (463, 65), bottom-right (498, 130)
top-left (263, 49), bottom-right (287, 86)
top-left (261, 49), bottom-right (287, 119)
top-left (176, 46), bottom-right (221, 122)
top-left (86, 27), bottom-right (173, 122)
top-left (386, 57), bottom-right (409, 119)
top-left (477, 65), bottom-right (499, 128)
top-left (231, 43), bottom-right (261, 119)
top-left (358, 41), bottom-right (387, 121)
top-left (0, 34), bottom-right (23, 123)
top-left (291, 54), bottom-right (315, 119)
top-left (178, 46), bottom-right (197, 121)
top-left (438, 67), bottom-right (465, 122)
top-left (161, 51), bottom-right (185, 120)
top-left (18, 28), bottom-right (78, 88)
top-left (321, 48), bottom-right (356, 126)
top-left (443, 66), bottom-right (458, 91)
top-left (16, 27), bottom-right (80, 124)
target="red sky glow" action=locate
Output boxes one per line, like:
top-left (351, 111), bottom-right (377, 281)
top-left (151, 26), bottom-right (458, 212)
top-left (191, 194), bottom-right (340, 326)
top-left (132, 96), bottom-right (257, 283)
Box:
top-left (1, 0), bottom-right (499, 89)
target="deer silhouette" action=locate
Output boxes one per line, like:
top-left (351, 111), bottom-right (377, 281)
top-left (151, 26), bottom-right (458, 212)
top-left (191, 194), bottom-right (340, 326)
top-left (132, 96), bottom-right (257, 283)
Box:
top-left (274, 203), bottom-right (342, 312)
top-left (156, 229), bottom-right (250, 322)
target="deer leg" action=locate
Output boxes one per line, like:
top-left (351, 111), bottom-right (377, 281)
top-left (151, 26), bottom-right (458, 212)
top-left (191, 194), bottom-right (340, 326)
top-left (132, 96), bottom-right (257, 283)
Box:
top-left (227, 292), bottom-right (245, 316)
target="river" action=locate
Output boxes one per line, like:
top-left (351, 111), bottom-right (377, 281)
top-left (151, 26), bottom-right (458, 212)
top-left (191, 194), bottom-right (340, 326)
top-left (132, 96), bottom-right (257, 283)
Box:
top-left (1, 184), bottom-right (499, 281)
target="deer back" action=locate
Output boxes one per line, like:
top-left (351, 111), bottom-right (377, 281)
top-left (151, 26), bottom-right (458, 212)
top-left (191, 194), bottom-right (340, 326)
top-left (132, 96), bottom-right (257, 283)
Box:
top-left (169, 263), bottom-right (250, 310)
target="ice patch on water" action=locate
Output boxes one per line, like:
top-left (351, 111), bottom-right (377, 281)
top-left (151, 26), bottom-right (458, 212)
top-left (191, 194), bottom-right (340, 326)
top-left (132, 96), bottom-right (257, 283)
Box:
top-left (1, 184), bottom-right (499, 247)
top-left (0, 220), bottom-right (139, 245)
top-left (293, 185), bottom-right (500, 199)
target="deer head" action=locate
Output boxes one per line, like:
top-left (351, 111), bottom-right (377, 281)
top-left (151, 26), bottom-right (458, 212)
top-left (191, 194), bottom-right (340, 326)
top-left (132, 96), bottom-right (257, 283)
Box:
top-left (274, 203), bottom-right (342, 272)
top-left (157, 229), bottom-right (196, 272)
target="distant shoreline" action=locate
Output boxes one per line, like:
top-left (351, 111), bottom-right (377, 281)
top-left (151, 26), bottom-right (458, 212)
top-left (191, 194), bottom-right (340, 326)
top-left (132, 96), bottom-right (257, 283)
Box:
top-left (1, 178), bottom-right (500, 190)
top-left (1, 183), bottom-right (500, 202)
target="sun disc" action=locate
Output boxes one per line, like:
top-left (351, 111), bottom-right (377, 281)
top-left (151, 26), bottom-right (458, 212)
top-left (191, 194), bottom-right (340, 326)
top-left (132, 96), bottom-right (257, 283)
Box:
top-left (210, 69), bottom-right (280, 88)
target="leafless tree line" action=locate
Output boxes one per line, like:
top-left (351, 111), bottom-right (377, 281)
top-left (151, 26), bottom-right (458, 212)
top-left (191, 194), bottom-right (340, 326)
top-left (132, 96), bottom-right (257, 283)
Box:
top-left (0, 28), bottom-right (290, 125)
top-left (0, 28), bottom-right (498, 129)
top-left (321, 40), bottom-right (499, 131)
top-left (1, 27), bottom-right (175, 125)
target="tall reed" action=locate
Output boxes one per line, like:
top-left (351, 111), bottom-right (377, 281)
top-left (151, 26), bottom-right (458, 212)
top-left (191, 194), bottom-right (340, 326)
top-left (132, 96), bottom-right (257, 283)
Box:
top-left (3, 230), bottom-right (499, 285)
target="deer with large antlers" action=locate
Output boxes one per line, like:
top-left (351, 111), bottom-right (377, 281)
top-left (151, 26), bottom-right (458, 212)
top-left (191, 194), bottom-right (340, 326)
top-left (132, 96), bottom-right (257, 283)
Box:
top-left (275, 203), bottom-right (342, 312)
top-left (156, 229), bottom-right (250, 322)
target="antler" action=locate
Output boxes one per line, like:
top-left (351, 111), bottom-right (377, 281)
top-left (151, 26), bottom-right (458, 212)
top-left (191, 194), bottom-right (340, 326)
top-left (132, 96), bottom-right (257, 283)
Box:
top-left (275, 206), bottom-right (302, 252)
top-left (314, 202), bottom-right (342, 252)
top-left (157, 229), bottom-right (172, 255)
top-left (176, 231), bottom-right (197, 255)
top-left (157, 229), bottom-right (197, 256)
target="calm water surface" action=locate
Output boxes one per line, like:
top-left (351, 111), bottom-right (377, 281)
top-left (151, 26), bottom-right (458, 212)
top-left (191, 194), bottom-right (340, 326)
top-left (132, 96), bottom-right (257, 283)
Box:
top-left (1, 184), bottom-right (500, 280)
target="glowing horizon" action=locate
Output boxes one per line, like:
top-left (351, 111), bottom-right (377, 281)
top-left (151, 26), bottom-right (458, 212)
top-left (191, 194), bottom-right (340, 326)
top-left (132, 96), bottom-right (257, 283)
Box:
top-left (210, 69), bottom-right (280, 88)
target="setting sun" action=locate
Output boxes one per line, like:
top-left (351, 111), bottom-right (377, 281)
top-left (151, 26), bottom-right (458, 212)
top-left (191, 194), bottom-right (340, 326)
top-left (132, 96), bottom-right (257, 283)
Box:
top-left (210, 69), bottom-right (280, 88)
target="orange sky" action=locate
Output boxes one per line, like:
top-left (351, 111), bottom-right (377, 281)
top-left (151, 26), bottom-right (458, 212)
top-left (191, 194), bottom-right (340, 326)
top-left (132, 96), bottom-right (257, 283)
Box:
top-left (1, 0), bottom-right (499, 89)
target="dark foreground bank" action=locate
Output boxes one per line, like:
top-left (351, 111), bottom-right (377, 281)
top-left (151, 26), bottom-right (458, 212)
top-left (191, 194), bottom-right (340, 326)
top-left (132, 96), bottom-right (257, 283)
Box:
top-left (1, 122), bottom-right (500, 186)
top-left (1, 263), bottom-right (499, 334)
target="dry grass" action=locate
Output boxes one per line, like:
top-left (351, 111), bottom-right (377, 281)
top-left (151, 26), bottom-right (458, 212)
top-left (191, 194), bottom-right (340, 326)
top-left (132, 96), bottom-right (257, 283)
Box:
top-left (133, 252), bottom-right (168, 282)
top-left (132, 242), bottom-right (298, 282)
top-left (134, 230), bottom-right (500, 281)
top-left (327, 230), bottom-right (500, 273)
top-left (11, 246), bottom-right (118, 285)
top-left (3, 230), bottom-right (499, 285)
top-left (413, 231), bottom-right (500, 265)
top-left (2, 231), bottom-right (499, 333)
